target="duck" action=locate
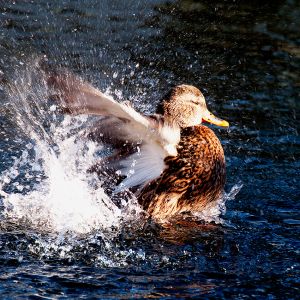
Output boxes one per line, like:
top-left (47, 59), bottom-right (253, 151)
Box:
top-left (47, 71), bottom-right (229, 222)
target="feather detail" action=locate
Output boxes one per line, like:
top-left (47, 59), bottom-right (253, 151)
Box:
top-left (48, 71), bottom-right (181, 189)
top-left (114, 142), bottom-right (166, 191)
top-left (114, 121), bottom-right (180, 190)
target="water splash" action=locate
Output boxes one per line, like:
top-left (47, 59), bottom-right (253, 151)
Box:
top-left (191, 182), bottom-right (243, 224)
top-left (0, 59), bottom-right (138, 235)
top-left (225, 182), bottom-right (243, 201)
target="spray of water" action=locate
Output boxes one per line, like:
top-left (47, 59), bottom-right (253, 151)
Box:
top-left (0, 59), bottom-right (141, 236)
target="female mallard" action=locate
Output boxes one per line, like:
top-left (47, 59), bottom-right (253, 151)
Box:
top-left (48, 73), bottom-right (229, 222)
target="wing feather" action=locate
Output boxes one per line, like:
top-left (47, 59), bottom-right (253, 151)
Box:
top-left (48, 71), bottom-right (180, 189)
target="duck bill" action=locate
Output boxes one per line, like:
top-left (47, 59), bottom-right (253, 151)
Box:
top-left (202, 111), bottom-right (229, 127)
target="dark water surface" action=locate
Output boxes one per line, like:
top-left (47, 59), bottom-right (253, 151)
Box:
top-left (0, 0), bottom-right (299, 299)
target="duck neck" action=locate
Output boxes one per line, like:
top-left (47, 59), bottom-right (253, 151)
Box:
top-left (164, 116), bottom-right (181, 131)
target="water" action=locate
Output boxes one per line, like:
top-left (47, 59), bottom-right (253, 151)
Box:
top-left (0, 0), bottom-right (299, 298)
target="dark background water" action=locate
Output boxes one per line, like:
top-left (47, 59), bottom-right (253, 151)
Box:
top-left (0, 0), bottom-right (299, 299)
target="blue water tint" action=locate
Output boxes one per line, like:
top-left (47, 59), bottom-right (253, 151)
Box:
top-left (0, 0), bottom-right (299, 299)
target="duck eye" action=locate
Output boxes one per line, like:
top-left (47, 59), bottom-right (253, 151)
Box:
top-left (191, 100), bottom-right (200, 105)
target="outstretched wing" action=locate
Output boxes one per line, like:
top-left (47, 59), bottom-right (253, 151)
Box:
top-left (47, 71), bottom-right (180, 189)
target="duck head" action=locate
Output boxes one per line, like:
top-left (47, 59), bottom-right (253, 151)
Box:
top-left (158, 85), bottom-right (229, 128)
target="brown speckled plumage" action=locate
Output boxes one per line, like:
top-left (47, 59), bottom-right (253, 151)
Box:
top-left (138, 125), bottom-right (226, 219)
